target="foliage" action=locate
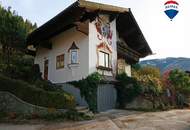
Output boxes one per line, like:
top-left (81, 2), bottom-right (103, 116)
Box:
top-left (133, 66), bottom-right (161, 78)
top-left (168, 69), bottom-right (190, 94)
top-left (34, 79), bottom-right (63, 92)
top-left (40, 110), bottom-right (91, 121)
top-left (162, 70), bottom-right (172, 87)
top-left (0, 54), bottom-right (60, 92)
top-left (131, 63), bottom-right (141, 71)
top-left (0, 74), bottom-right (76, 109)
top-left (70, 72), bottom-right (102, 113)
top-left (0, 53), bottom-right (41, 82)
top-left (0, 5), bottom-right (36, 67)
top-left (0, 110), bottom-right (92, 122)
top-left (133, 66), bottom-right (163, 108)
top-left (161, 69), bottom-right (190, 108)
top-left (0, 5), bottom-right (37, 83)
top-left (116, 73), bottom-right (142, 108)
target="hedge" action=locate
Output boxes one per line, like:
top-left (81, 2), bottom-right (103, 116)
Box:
top-left (70, 72), bottom-right (102, 113)
top-left (0, 75), bottom-right (76, 109)
top-left (116, 73), bottom-right (142, 108)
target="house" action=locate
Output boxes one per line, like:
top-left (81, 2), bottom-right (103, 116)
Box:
top-left (27, 0), bottom-right (152, 111)
top-left (27, 0), bottom-right (152, 83)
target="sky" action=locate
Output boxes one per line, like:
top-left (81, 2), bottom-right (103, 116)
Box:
top-left (1, 0), bottom-right (190, 60)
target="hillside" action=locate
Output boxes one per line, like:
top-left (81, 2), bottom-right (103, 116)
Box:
top-left (140, 57), bottom-right (190, 73)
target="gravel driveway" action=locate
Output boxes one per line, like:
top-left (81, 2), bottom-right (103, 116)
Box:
top-left (0, 109), bottom-right (190, 130)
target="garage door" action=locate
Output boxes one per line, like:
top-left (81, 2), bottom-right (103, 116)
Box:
top-left (97, 84), bottom-right (117, 112)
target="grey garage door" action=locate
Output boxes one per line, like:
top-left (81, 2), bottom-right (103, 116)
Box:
top-left (97, 84), bottom-right (117, 112)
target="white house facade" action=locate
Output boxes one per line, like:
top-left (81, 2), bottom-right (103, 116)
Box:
top-left (27, 0), bottom-right (152, 83)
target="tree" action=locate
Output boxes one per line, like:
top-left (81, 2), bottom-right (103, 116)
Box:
top-left (133, 66), bottom-right (163, 108)
top-left (137, 66), bottom-right (161, 78)
top-left (167, 69), bottom-right (190, 108)
top-left (0, 5), bottom-right (36, 66)
top-left (169, 69), bottom-right (190, 95)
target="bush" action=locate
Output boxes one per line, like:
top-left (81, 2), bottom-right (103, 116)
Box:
top-left (169, 69), bottom-right (190, 94)
top-left (0, 74), bottom-right (76, 109)
top-left (34, 79), bottom-right (62, 92)
top-left (133, 66), bottom-right (163, 109)
top-left (0, 51), bottom-right (42, 83)
top-left (166, 69), bottom-right (190, 108)
top-left (133, 66), bottom-right (161, 79)
top-left (116, 73), bottom-right (142, 108)
top-left (70, 72), bottom-right (102, 113)
top-left (39, 109), bottom-right (91, 121)
top-left (0, 110), bottom-right (92, 122)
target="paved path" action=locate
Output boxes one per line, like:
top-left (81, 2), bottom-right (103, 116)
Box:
top-left (0, 109), bottom-right (190, 130)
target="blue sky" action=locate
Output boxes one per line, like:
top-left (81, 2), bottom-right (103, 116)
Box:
top-left (1, 0), bottom-right (189, 60)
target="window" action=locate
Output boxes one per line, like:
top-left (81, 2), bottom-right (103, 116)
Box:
top-left (68, 42), bottom-right (79, 65)
top-left (71, 50), bottom-right (78, 64)
top-left (56, 54), bottom-right (64, 69)
top-left (98, 51), bottom-right (109, 68)
top-left (44, 59), bottom-right (49, 80)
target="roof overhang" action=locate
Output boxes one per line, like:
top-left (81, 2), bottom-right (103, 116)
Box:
top-left (27, 0), bottom-right (152, 58)
top-left (78, 0), bottom-right (129, 12)
top-left (116, 10), bottom-right (152, 58)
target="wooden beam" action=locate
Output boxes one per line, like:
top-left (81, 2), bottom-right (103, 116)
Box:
top-left (78, 0), bottom-right (129, 13)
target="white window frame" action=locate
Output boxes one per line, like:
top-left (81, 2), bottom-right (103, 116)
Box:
top-left (70, 49), bottom-right (79, 64)
top-left (98, 51), bottom-right (110, 68)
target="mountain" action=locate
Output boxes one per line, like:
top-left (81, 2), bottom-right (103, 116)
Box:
top-left (140, 57), bottom-right (190, 73)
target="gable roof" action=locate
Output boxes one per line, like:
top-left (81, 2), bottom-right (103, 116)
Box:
top-left (27, 0), bottom-right (152, 57)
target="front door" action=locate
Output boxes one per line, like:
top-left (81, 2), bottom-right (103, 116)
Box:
top-left (44, 59), bottom-right (49, 80)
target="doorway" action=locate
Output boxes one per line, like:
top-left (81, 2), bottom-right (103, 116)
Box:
top-left (44, 59), bottom-right (49, 80)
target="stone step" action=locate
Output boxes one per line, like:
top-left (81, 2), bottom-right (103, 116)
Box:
top-left (76, 106), bottom-right (94, 117)
top-left (76, 106), bottom-right (89, 111)
top-left (85, 111), bottom-right (94, 117)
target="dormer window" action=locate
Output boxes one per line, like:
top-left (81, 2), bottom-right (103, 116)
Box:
top-left (68, 42), bottom-right (79, 64)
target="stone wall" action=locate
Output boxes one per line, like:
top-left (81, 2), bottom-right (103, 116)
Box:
top-left (0, 91), bottom-right (66, 115)
top-left (61, 83), bottom-right (117, 112)
top-left (125, 96), bottom-right (153, 110)
top-left (61, 84), bottom-right (88, 107)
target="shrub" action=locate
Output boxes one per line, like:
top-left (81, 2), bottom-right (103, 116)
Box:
top-left (139, 75), bottom-right (163, 108)
top-left (167, 69), bottom-right (190, 108)
top-left (0, 50), bottom-right (42, 83)
top-left (0, 74), bottom-right (75, 109)
top-left (169, 69), bottom-right (190, 94)
top-left (0, 110), bottom-right (92, 122)
top-left (116, 73), bottom-right (142, 108)
top-left (133, 66), bottom-right (161, 79)
top-left (70, 72), bottom-right (102, 113)
top-left (132, 66), bottom-right (164, 109)
top-left (34, 79), bottom-right (62, 92)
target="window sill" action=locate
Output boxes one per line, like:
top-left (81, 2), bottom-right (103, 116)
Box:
top-left (97, 66), bottom-right (112, 71)
top-left (56, 66), bottom-right (65, 70)
top-left (68, 63), bottom-right (79, 67)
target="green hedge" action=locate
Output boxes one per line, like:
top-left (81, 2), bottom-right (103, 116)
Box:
top-left (0, 75), bottom-right (76, 109)
top-left (116, 73), bottom-right (142, 108)
top-left (70, 72), bottom-right (102, 113)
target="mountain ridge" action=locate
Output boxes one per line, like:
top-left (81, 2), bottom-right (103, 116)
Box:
top-left (140, 57), bottom-right (190, 73)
